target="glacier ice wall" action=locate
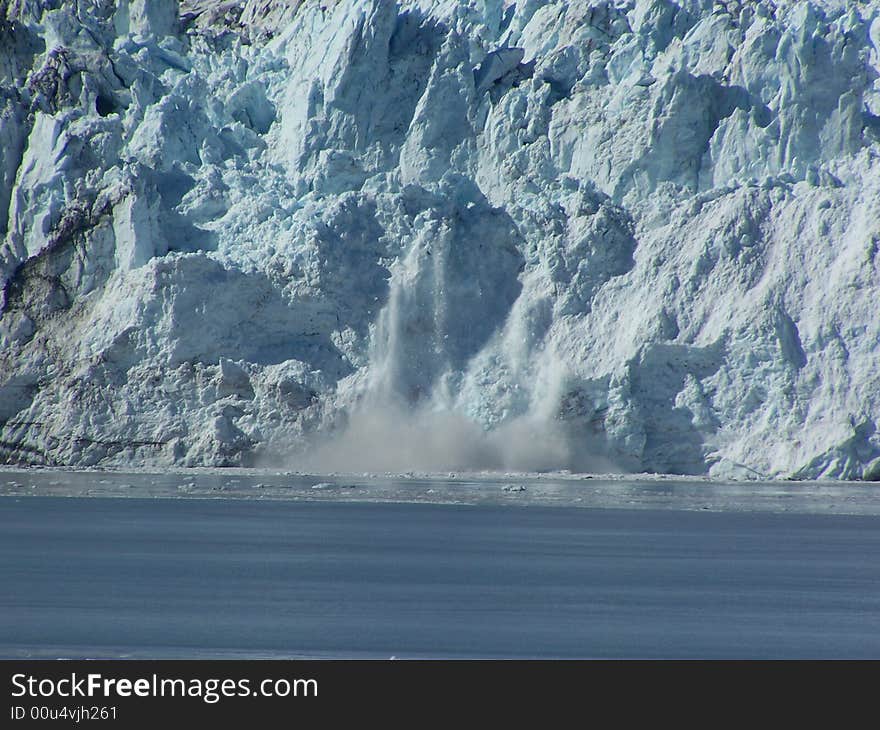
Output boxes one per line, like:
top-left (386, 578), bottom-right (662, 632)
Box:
top-left (1, 0), bottom-right (879, 478)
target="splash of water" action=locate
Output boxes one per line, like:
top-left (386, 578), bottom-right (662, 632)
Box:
top-left (298, 229), bottom-right (617, 474)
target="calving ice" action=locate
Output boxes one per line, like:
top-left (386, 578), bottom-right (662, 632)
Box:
top-left (0, 0), bottom-right (878, 479)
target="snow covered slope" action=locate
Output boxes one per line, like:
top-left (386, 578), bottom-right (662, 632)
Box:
top-left (1, 0), bottom-right (879, 478)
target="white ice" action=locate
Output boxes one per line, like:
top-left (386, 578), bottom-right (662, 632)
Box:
top-left (0, 0), bottom-right (879, 479)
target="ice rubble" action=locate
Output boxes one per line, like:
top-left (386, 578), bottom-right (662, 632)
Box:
top-left (0, 0), bottom-right (878, 478)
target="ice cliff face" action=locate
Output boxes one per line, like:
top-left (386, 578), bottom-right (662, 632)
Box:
top-left (1, 0), bottom-right (879, 478)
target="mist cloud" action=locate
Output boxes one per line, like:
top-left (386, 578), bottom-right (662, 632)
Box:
top-left (297, 400), bottom-right (619, 474)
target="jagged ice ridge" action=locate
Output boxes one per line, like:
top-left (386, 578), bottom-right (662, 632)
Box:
top-left (1, 0), bottom-right (879, 478)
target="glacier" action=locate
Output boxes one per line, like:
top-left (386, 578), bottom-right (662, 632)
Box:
top-left (0, 0), bottom-right (878, 479)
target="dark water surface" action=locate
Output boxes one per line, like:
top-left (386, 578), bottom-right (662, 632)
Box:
top-left (2, 496), bottom-right (879, 658)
